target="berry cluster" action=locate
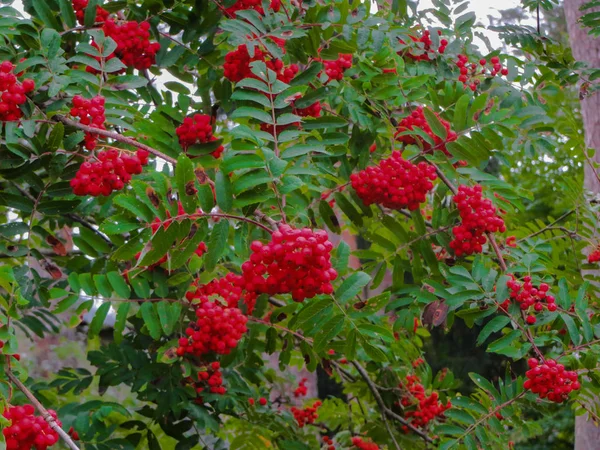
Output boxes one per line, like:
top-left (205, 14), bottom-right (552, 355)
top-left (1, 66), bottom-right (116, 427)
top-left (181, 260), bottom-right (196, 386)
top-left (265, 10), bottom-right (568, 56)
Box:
top-left (72, 0), bottom-right (109, 25)
top-left (224, 0), bottom-right (280, 17)
top-left (589, 248), bottom-right (600, 263)
top-left (248, 397), bottom-right (268, 406)
top-left (71, 149), bottom-right (149, 196)
top-left (351, 437), bottom-right (380, 450)
top-left (87, 20), bottom-right (160, 73)
top-left (176, 297), bottom-right (248, 357)
top-left (176, 114), bottom-right (224, 158)
top-left (501, 276), bottom-right (556, 325)
top-left (294, 378), bottom-right (308, 397)
top-left (291, 401), bottom-right (321, 428)
top-left (401, 30), bottom-right (447, 61)
top-left (394, 107), bottom-right (457, 157)
top-left (196, 362), bottom-right (227, 395)
top-left (399, 375), bottom-right (451, 432)
top-left (294, 100), bottom-right (322, 118)
top-left (449, 184), bottom-right (506, 257)
top-left (70, 95), bottom-right (106, 150)
top-left (241, 225), bottom-right (337, 302)
top-left (322, 436), bottom-right (335, 450)
top-left (524, 358), bottom-right (580, 403)
top-left (223, 45), bottom-right (298, 84)
top-left (321, 54), bottom-right (353, 82)
top-left (2, 405), bottom-right (60, 450)
top-left (0, 61), bottom-right (35, 122)
top-left (186, 273), bottom-right (245, 310)
top-left (455, 55), bottom-right (508, 91)
top-left (350, 151), bottom-right (437, 211)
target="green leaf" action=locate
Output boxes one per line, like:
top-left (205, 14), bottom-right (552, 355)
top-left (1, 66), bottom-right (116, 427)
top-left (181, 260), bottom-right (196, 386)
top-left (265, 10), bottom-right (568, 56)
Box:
top-left (113, 196), bottom-right (154, 222)
top-left (114, 302), bottom-right (130, 344)
top-left (41, 29), bottom-right (61, 60)
top-left (345, 329), bottom-right (358, 360)
top-left (453, 94), bottom-right (471, 131)
top-left (141, 302), bottom-right (162, 339)
top-left (156, 301), bottom-right (182, 336)
top-left (216, 171), bottom-right (233, 213)
top-left (336, 272), bottom-right (370, 303)
top-left (360, 338), bottom-right (388, 362)
top-left (32, 0), bottom-right (61, 29)
top-left (175, 154), bottom-right (197, 214)
top-left (107, 271), bottom-right (130, 299)
top-left (561, 313), bottom-right (581, 345)
top-left (89, 302), bottom-right (111, 336)
top-left (313, 315), bottom-right (345, 353)
top-left (487, 330), bottom-right (521, 355)
top-left (230, 106), bottom-right (272, 124)
top-left (294, 298), bottom-right (332, 330)
top-left (357, 324), bottom-right (395, 343)
top-left (204, 220), bottom-right (229, 272)
top-left (476, 316), bottom-right (510, 346)
top-left (423, 108), bottom-right (448, 141)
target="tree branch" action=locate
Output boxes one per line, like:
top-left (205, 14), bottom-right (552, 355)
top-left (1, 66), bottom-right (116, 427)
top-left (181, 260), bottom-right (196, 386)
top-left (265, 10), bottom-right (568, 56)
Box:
top-left (5, 368), bottom-right (81, 450)
top-left (54, 115), bottom-right (178, 165)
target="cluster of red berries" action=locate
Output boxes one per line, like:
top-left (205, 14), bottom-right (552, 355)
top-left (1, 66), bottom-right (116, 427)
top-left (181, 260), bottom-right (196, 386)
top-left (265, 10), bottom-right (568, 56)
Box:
top-left (322, 436), bottom-right (335, 450)
top-left (87, 20), bottom-right (160, 73)
top-left (70, 95), bottom-right (106, 150)
top-left (196, 362), bottom-right (227, 395)
top-left (2, 405), bottom-right (60, 450)
top-left (394, 107), bottom-right (457, 157)
top-left (223, 45), bottom-right (298, 84)
top-left (350, 151), bottom-right (437, 211)
top-left (294, 378), bottom-right (308, 397)
top-left (321, 54), bottom-right (353, 82)
top-left (248, 397), bottom-right (268, 406)
top-left (402, 30), bottom-right (447, 61)
top-left (294, 100), bottom-right (322, 118)
top-left (589, 248), bottom-right (600, 263)
top-left (70, 149), bottom-right (149, 196)
top-left (186, 273), bottom-right (245, 310)
top-left (351, 437), bottom-right (379, 450)
top-left (241, 225), bottom-right (337, 302)
top-left (399, 375), bottom-right (451, 432)
top-left (176, 296), bottom-right (248, 357)
top-left (224, 0), bottom-right (280, 17)
top-left (449, 184), bottom-right (506, 257)
top-left (501, 276), bottom-right (556, 325)
top-left (291, 401), bottom-right (321, 428)
top-left (176, 114), bottom-right (224, 158)
top-left (524, 358), bottom-right (580, 403)
top-left (72, 0), bottom-right (109, 25)
top-left (0, 61), bottom-right (35, 122)
top-left (455, 55), bottom-right (508, 91)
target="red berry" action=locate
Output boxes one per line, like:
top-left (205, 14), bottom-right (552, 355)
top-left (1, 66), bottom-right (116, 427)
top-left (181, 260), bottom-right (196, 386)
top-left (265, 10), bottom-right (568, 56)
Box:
top-left (176, 113), bottom-right (224, 158)
top-left (479, 58), bottom-right (487, 65)
top-left (259, 397), bottom-right (267, 406)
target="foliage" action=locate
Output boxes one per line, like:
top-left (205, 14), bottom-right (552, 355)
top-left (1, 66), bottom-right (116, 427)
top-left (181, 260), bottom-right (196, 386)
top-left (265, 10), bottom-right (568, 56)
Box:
top-left (0, 0), bottom-right (600, 449)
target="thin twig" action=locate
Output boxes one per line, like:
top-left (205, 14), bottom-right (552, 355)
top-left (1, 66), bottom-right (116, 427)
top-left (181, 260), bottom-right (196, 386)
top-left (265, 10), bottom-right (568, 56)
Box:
top-left (5, 369), bottom-right (81, 450)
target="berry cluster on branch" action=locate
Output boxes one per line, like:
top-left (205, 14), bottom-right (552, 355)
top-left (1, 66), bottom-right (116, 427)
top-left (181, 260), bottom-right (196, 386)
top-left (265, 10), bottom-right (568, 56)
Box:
top-left (223, 44), bottom-right (298, 84)
top-left (350, 150), bottom-right (437, 211)
top-left (293, 378), bottom-right (308, 397)
top-left (501, 275), bottom-right (556, 325)
top-left (320, 53), bottom-right (353, 82)
top-left (400, 30), bottom-right (447, 61)
top-left (524, 358), bottom-right (580, 403)
top-left (394, 106), bottom-right (457, 157)
top-left (0, 61), bottom-right (35, 122)
top-left (69, 95), bottom-right (106, 150)
top-left (2, 405), bottom-right (60, 450)
top-left (449, 184), bottom-right (506, 256)
top-left (291, 401), bottom-right (321, 427)
top-left (72, 0), bottom-right (109, 24)
top-left (398, 374), bottom-right (451, 432)
top-left (455, 54), bottom-right (508, 91)
top-left (351, 437), bottom-right (380, 450)
top-left (176, 114), bottom-right (224, 158)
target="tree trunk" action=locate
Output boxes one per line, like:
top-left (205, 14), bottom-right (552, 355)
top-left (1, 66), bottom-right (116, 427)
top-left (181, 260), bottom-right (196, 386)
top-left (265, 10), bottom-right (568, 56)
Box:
top-left (564, 1), bottom-right (600, 448)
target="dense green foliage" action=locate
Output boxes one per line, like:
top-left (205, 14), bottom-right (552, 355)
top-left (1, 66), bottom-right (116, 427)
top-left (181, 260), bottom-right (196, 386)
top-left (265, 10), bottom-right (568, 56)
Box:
top-left (1, 0), bottom-right (600, 449)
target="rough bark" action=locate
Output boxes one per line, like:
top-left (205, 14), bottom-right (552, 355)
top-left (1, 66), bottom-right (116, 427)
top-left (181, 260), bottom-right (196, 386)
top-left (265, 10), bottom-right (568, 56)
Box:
top-left (564, 1), bottom-right (600, 448)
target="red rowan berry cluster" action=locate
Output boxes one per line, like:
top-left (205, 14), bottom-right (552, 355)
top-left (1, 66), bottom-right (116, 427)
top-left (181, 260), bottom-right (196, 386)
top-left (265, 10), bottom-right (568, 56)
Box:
top-left (524, 358), bottom-right (580, 403)
top-left (449, 184), bottom-right (506, 257)
top-left (589, 248), bottom-right (600, 263)
top-left (351, 437), bottom-right (380, 450)
top-left (176, 297), bottom-right (248, 357)
top-left (223, 45), bottom-right (298, 84)
top-left (294, 101), bottom-right (322, 118)
top-left (401, 30), bottom-right (447, 61)
top-left (2, 405), bottom-right (60, 450)
top-left (321, 54), bottom-right (353, 82)
top-left (176, 114), bottom-right (224, 158)
top-left (224, 0), bottom-right (280, 17)
top-left (322, 436), bottom-right (335, 450)
top-left (294, 378), bottom-right (308, 397)
top-left (71, 149), bottom-right (149, 196)
top-left (394, 107), bottom-right (457, 157)
top-left (72, 0), bottom-right (109, 25)
top-left (241, 225), bottom-right (337, 302)
top-left (70, 95), bottom-right (106, 150)
top-left (399, 375), bottom-right (451, 432)
top-left (0, 61), bottom-right (35, 122)
top-left (350, 151), bottom-right (437, 211)
top-left (455, 55), bottom-right (508, 91)
top-left (186, 273), bottom-right (245, 310)
top-left (195, 362), bottom-right (227, 395)
top-left (87, 20), bottom-right (160, 73)
top-left (501, 276), bottom-right (556, 325)
top-left (291, 401), bottom-right (321, 427)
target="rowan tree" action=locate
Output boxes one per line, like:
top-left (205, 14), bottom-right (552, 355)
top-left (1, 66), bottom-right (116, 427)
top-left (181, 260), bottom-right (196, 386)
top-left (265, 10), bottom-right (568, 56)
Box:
top-left (0, 0), bottom-right (600, 449)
